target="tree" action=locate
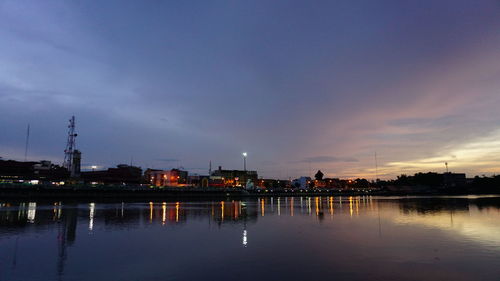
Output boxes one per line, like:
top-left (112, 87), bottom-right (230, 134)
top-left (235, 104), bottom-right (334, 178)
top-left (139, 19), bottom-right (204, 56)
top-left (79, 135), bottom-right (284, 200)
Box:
top-left (315, 170), bottom-right (324, 181)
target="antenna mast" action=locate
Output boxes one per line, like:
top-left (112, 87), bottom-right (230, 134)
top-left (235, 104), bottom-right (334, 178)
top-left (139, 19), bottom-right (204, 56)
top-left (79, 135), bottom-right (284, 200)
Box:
top-left (24, 124), bottom-right (30, 161)
top-left (63, 116), bottom-right (77, 171)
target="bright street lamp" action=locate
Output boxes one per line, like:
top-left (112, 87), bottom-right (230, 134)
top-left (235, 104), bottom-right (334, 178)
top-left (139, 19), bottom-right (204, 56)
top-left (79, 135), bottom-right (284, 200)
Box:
top-left (242, 152), bottom-right (247, 171)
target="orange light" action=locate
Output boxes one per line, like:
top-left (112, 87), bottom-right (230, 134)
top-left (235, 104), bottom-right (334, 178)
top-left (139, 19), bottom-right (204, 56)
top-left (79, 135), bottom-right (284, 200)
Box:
top-left (221, 201), bottom-right (225, 221)
top-left (175, 202), bottom-right (180, 222)
top-left (149, 202), bottom-right (153, 222)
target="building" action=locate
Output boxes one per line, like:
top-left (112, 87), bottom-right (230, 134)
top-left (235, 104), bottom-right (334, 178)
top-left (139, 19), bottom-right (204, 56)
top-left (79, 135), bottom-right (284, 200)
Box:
top-left (0, 159), bottom-right (68, 183)
top-left (258, 179), bottom-right (289, 189)
top-left (145, 168), bottom-right (189, 187)
top-left (0, 160), bottom-right (38, 182)
top-left (82, 164), bottom-right (143, 185)
top-left (292, 177), bottom-right (311, 189)
top-left (323, 178), bottom-right (344, 189)
top-left (188, 175), bottom-right (210, 188)
top-left (210, 166), bottom-right (258, 187)
top-left (443, 172), bottom-right (466, 188)
top-left (71, 150), bottom-right (81, 178)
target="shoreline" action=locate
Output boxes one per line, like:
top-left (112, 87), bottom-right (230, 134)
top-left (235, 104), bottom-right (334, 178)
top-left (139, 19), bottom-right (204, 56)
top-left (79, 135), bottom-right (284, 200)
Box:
top-left (1, 186), bottom-right (499, 201)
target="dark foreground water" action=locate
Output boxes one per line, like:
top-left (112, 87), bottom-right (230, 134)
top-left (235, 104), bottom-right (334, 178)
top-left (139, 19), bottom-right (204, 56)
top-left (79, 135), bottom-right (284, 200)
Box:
top-left (1, 196), bottom-right (500, 281)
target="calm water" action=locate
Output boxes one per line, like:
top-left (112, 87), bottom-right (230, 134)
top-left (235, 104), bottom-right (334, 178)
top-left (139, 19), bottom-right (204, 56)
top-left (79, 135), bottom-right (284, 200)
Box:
top-left (1, 196), bottom-right (500, 281)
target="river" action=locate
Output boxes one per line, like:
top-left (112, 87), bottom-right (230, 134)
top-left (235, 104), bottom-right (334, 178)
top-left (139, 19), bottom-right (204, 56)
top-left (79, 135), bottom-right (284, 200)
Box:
top-left (1, 196), bottom-right (499, 281)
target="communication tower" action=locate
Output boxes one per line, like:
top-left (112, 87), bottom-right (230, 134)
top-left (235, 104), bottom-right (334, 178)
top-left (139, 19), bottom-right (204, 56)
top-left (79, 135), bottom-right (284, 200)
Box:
top-left (63, 116), bottom-right (77, 172)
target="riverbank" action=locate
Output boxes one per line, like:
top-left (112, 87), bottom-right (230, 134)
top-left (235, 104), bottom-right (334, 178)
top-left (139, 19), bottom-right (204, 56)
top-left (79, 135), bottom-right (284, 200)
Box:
top-left (1, 185), bottom-right (497, 201)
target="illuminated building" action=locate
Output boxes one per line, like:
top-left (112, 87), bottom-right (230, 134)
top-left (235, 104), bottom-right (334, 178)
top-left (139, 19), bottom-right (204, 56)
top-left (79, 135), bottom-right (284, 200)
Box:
top-left (210, 166), bottom-right (258, 187)
top-left (145, 168), bottom-right (188, 187)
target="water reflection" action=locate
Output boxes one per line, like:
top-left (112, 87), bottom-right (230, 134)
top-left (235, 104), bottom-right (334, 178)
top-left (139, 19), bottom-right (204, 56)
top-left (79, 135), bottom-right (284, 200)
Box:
top-left (88, 203), bottom-right (95, 231)
top-left (1, 196), bottom-right (500, 281)
top-left (3, 196), bottom-right (500, 232)
top-left (242, 229), bottom-right (248, 247)
top-left (27, 202), bottom-right (36, 223)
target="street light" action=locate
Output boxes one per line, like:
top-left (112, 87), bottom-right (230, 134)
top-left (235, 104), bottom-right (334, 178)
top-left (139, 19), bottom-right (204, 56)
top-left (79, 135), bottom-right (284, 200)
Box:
top-left (242, 152), bottom-right (247, 171)
top-left (91, 165), bottom-right (97, 171)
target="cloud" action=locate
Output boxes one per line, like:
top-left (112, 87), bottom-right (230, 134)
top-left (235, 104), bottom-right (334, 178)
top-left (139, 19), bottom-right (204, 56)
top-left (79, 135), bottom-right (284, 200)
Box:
top-left (384, 129), bottom-right (500, 175)
top-left (301, 156), bottom-right (358, 163)
top-left (1, 1), bottom-right (499, 179)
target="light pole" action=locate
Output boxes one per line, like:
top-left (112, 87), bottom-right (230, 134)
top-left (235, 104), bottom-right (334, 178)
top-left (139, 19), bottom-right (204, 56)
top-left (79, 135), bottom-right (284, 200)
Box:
top-left (91, 165), bottom-right (97, 172)
top-left (242, 152), bottom-right (247, 171)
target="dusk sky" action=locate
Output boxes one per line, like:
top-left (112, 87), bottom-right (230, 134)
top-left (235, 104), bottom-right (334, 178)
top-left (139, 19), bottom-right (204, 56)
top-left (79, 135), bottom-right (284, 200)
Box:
top-left (1, 1), bottom-right (500, 179)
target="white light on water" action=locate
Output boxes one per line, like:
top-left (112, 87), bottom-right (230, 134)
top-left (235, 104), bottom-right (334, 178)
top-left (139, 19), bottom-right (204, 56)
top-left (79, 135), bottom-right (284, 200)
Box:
top-left (27, 202), bottom-right (36, 223)
top-left (242, 230), bottom-right (248, 247)
top-left (89, 203), bottom-right (95, 231)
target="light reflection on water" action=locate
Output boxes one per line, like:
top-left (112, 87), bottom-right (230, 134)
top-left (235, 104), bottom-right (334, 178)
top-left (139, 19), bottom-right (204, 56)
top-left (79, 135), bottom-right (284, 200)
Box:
top-left (0, 196), bottom-right (500, 281)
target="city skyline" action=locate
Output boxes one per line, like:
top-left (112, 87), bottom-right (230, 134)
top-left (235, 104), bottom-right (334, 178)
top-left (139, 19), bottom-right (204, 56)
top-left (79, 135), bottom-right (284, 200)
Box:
top-left (1, 1), bottom-right (500, 179)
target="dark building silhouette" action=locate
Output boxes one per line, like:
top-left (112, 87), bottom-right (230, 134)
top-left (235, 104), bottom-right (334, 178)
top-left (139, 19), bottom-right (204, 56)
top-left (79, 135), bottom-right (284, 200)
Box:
top-left (0, 159), bottom-right (68, 182)
top-left (188, 175), bottom-right (210, 188)
top-left (70, 150), bottom-right (81, 178)
top-left (81, 164), bottom-right (143, 185)
top-left (443, 172), bottom-right (466, 188)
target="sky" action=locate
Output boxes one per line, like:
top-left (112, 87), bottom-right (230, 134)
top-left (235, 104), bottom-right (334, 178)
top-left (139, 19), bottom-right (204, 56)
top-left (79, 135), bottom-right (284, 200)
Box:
top-left (1, 0), bottom-right (500, 179)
